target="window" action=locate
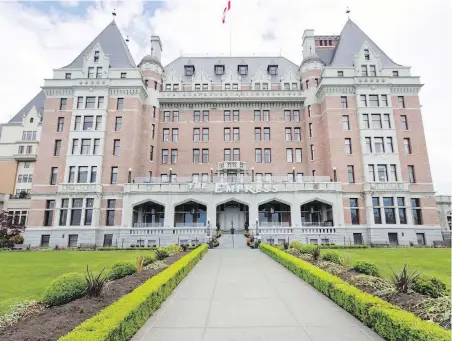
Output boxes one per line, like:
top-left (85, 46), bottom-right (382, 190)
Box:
top-left (193, 149), bottom-right (200, 163)
top-left (309, 123), bottom-right (313, 137)
top-left (184, 66), bottom-right (194, 76)
top-left (171, 149), bottom-right (178, 164)
top-left (305, 80), bottom-right (309, 89)
top-left (93, 139), bottom-right (100, 155)
top-left (74, 116), bottom-right (81, 130)
top-left (294, 128), bottom-right (301, 141)
top-left (111, 167), bottom-right (118, 184)
top-left (88, 67), bottom-right (94, 78)
top-left (350, 198), bottom-right (359, 225)
top-left (117, 98), bottom-right (124, 111)
top-left (172, 128), bottom-right (179, 142)
top-left (285, 128), bottom-right (292, 141)
top-left (202, 149), bottom-right (209, 163)
top-left (369, 95), bottom-right (379, 107)
top-left (95, 116), bottom-right (102, 130)
top-left (268, 65), bottom-right (278, 75)
top-left (164, 111), bottom-right (171, 122)
top-left (76, 97), bottom-right (83, 109)
top-left (310, 144), bottom-right (315, 160)
top-left (341, 96), bottom-right (348, 108)
top-left (364, 49), bottom-right (370, 60)
top-left (254, 110), bottom-right (261, 121)
top-left (365, 137), bottom-right (372, 153)
top-left (373, 197), bottom-right (382, 224)
top-left (50, 167), bottom-right (58, 185)
top-left (119, 72), bottom-right (126, 79)
top-left (97, 95), bottom-right (105, 108)
top-left (398, 197), bottom-right (407, 224)
top-left (359, 95), bottom-right (367, 108)
top-left (383, 114), bottom-right (391, 128)
top-left (337, 71), bottom-right (344, 77)
top-left (44, 200), bottom-right (55, 226)
top-left (254, 128), bottom-right (261, 141)
top-left (255, 83), bottom-right (260, 90)
top-left (215, 65), bottom-right (225, 75)
top-left (115, 117), bottom-right (122, 131)
top-left (361, 65), bottom-right (368, 76)
top-left (59, 199), bottom-right (68, 226)
top-left (233, 148), bottom-right (240, 161)
top-left (390, 164), bottom-right (398, 181)
top-left (233, 128), bottom-right (240, 141)
top-left (17, 174), bottom-right (22, 183)
top-left (284, 83), bottom-right (290, 90)
top-left (59, 98), bottom-right (67, 110)
top-left (381, 95), bottom-right (388, 107)
top-left (377, 164), bottom-right (388, 182)
top-left (71, 139), bottom-right (79, 154)
top-left (65, 73), bottom-right (71, 79)
top-left (225, 83), bottom-right (231, 90)
top-left (53, 140), bottom-right (61, 156)
top-left (361, 114), bottom-right (369, 129)
top-left (263, 110), bottom-right (270, 121)
top-left (284, 110), bottom-right (291, 121)
top-left (224, 149), bottom-right (231, 161)
top-left (224, 110), bottom-right (231, 121)
top-left (154, 81), bottom-right (158, 90)
top-left (412, 198), bottom-right (422, 225)
top-left (398, 96), bottom-right (405, 108)
top-left (293, 110), bottom-right (300, 121)
top-left (149, 145), bottom-right (154, 161)
top-left (295, 148), bottom-right (302, 163)
top-left (83, 96), bottom-right (95, 109)
top-left (83, 116), bottom-right (94, 130)
top-left (348, 165), bottom-right (355, 183)
top-left (264, 148), bottom-right (271, 163)
top-left (81, 139), bottom-right (91, 155)
top-left (401, 115), bottom-right (408, 130)
top-left (404, 138), bottom-right (411, 154)
top-left (342, 115), bottom-right (350, 130)
top-left (371, 114), bottom-right (382, 129)
top-left (94, 51), bottom-right (99, 62)
top-left (163, 128), bottom-right (170, 142)
top-left (233, 110), bottom-right (239, 121)
top-left (68, 166), bottom-right (75, 183)
top-left (106, 199), bottom-right (116, 226)
top-left (113, 139), bottom-right (120, 156)
top-left (193, 128), bottom-right (202, 142)
top-left (55, 117), bottom-right (64, 132)
top-left (368, 164), bottom-right (375, 181)
top-left (194, 111), bottom-right (201, 122)
top-left (286, 149), bottom-right (293, 163)
top-left (77, 166), bottom-right (88, 183)
top-left (238, 65), bottom-right (248, 75)
top-left (383, 197), bottom-right (396, 224)
top-left (255, 149), bottom-right (262, 163)
top-left (345, 138), bottom-right (352, 154)
top-left (90, 166), bottom-right (97, 183)
top-left (386, 137), bottom-right (394, 153)
top-left (96, 67), bottom-right (103, 78)
top-left (152, 106), bottom-right (156, 118)
top-left (18, 145), bottom-right (24, 154)
top-left (161, 149), bottom-right (169, 164)
top-left (374, 137), bottom-right (384, 153)
top-left (408, 165), bottom-right (416, 183)
top-left (232, 83), bottom-right (238, 90)
top-left (262, 83), bottom-right (268, 90)
top-left (202, 110), bottom-right (209, 121)
top-left (224, 128), bottom-right (231, 141)
top-left (195, 84), bottom-right (201, 91)
top-left (393, 71), bottom-right (399, 77)
top-left (369, 65), bottom-right (376, 76)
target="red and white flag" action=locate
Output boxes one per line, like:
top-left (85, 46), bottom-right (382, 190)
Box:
top-left (222, 1), bottom-right (231, 24)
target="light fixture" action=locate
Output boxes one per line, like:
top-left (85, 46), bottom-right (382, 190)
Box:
top-left (151, 208), bottom-right (156, 215)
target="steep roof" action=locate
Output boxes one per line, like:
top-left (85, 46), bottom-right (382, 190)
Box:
top-left (164, 56), bottom-right (299, 83)
top-left (8, 90), bottom-right (45, 124)
top-left (330, 19), bottom-right (401, 67)
top-left (61, 20), bottom-right (136, 69)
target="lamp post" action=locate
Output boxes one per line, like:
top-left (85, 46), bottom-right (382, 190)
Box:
top-left (292, 166), bottom-right (296, 182)
top-left (210, 167), bottom-right (214, 182)
top-left (128, 168), bottom-right (132, 183)
top-left (251, 167), bottom-right (255, 182)
top-left (333, 166), bottom-right (337, 182)
top-left (255, 217), bottom-right (259, 236)
top-left (169, 168), bottom-right (173, 183)
top-left (207, 218), bottom-right (211, 237)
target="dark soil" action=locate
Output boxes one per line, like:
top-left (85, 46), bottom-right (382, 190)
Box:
top-left (0, 253), bottom-right (186, 341)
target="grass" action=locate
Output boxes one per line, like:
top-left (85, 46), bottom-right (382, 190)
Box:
top-left (335, 248), bottom-right (451, 287)
top-left (0, 250), bottom-right (155, 316)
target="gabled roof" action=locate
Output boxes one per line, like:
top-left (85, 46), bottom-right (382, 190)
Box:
top-left (61, 20), bottom-right (136, 69)
top-left (330, 19), bottom-right (401, 67)
top-left (9, 90), bottom-right (45, 124)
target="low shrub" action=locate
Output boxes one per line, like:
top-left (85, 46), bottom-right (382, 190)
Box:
top-left (289, 241), bottom-right (303, 251)
top-left (166, 244), bottom-right (181, 256)
top-left (312, 245), bottom-right (321, 261)
top-left (317, 261), bottom-right (347, 276)
top-left (322, 250), bottom-right (343, 265)
top-left (351, 260), bottom-right (380, 277)
top-left (108, 261), bottom-right (136, 280)
top-left (286, 247), bottom-right (300, 257)
top-left (156, 247), bottom-right (170, 260)
top-left (85, 266), bottom-right (107, 297)
top-left (389, 263), bottom-right (420, 293)
top-left (349, 274), bottom-right (393, 292)
top-left (300, 244), bottom-right (317, 254)
top-left (147, 260), bottom-right (168, 270)
top-left (413, 296), bottom-right (451, 329)
top-left (142, 254), bottom-right (156, 266)
top-left (260, 244), bottom-right (451, 341)
top-left (42, 273), bottom-right (86, 306)
top-left (413, 275), bottom-right (447, 298)
top-left (60, 245), bottom-right (208, 341)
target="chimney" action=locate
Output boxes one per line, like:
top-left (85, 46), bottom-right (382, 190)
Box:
top-left (150, 36), bottom-right (162, 63)
top-left (302, 29), bottom-right (315, 60)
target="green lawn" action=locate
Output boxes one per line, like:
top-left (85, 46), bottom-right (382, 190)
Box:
top-left (336, 248), bottom-right (451, 287)
top-left (0, 250), bottom-right (154, 316)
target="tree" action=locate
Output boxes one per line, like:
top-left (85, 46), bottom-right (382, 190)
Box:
top-left (0, 211), bottom-right (26, 247)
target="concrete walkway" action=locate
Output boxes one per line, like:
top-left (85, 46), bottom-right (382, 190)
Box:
top-left (132, 249), bottom-right (384, 341)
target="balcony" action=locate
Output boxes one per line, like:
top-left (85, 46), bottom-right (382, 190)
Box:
top-left (217, 161), bottom-right (247, 172)
top-left (58, 183), bottom-right (102, 194)
top-left (13, 154), bottom-right (37, 161)
top-left (364, 182), bottom-right (409, 192)
top-left (9, 193), bottom-right (31, 199)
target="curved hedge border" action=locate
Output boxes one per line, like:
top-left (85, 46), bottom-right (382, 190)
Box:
top-left (59, 244), bottom-right (208, 341)
top-left (260, 244), bottom-right (450, 341)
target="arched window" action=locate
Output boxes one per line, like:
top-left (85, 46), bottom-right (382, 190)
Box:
top-left (30, 118), bottom-right (34, 123)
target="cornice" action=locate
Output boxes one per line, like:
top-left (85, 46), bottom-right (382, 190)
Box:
top-left (160, 101), bottom-right (304, 109)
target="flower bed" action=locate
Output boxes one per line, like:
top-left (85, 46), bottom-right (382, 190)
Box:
top-left (260, 244), bottom-right (451, 341)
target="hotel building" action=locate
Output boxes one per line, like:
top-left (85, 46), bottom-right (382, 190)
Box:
top-left (7, 19), bottom-right (441, 247)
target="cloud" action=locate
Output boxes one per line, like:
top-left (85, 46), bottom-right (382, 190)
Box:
top-left (0, 0), bottom-right (450, 194)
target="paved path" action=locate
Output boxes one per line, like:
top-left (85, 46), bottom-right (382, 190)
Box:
top-left (132, 249), bottom-right (384, 341)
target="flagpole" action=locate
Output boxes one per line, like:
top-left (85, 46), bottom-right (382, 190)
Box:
top-left (229, 5), bottom-right (232, 56)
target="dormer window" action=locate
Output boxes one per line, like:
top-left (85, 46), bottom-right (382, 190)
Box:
top-left (88, 67), bottom-right (94, 79)
top-left (238, 65), bottom-right (248, 75)
top-left (215, 65), bottom-right (225, 75)
top-left (393, 71), bottom-right (399, 77)
top-left (65, 73), bottom-right (71, 79)
top-left (120, 73), bottom-right (127, 79)
top-left (184, 65), bottom-right (194, 76)
top-left (165, 84), bottom-right (171, 91)
top-left (268, 65), bottom-right (278, 75)
top-left (195, 84), bottom-right (201, 91)
top-left (94, 51), bottom-right (99, 63)
top-left (255, 83), bottom-right (261, 90)
top-left (364, 49), bottom-right (370, 60)
top-left (202, 84), bottom-right (208, 91)
top-left (232, 83), bottom-right (238, 90)
top-left (225, 83), bottom-right (231, 90)
top-left (262, 83), bottom-right (269, 90)
top-left (173, 84), bottom-right (179, 91)
top-left (284, 83), bottom-right (290, 90)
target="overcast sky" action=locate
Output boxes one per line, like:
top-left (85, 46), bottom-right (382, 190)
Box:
top-left (0, 0), bottom-right (450, 194)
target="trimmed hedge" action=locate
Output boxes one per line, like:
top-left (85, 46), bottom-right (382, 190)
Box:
top-left (60, 244), bottom-right (208, 341)
top-left (260, 244), bottom-right (450, 341)
top-left (42, 273), bottom-right (86, 306)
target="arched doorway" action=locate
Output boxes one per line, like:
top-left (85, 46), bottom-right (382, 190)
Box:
top-left (132, 201), bottom-right (165, 227)
top-left (300, 200), bottom-right (334, 226)
top-left (216, 201), bottom-right (249, 231)
top-left (174, 201), bottom-right (207, 227)
top-left (258, 200), bottom-right (291, 226)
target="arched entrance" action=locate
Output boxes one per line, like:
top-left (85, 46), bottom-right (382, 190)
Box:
top-left (174, 201), bottom-right (207, 227)
top-left (132, 201), bottom-right (165, 227)
top-left (258, 200), bottom-right (291, 226)
top-left (300, 200), bottom-right (334, 226)
top-left (216, 201), bottom-right (249, 231)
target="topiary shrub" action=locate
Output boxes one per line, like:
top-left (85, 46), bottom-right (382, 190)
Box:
top-left (413, 275), bottom-right (447, 298)
top-left (108, 261), bottom-right (136, 280)
top-left (300, 244), bottom-right (317, 254)
top-left (143, 254), bottom-right (156, 266)
top-left (42, 273), bottom-right (86, 306)
top-left (156, 247), bottom-right (170, 260)
top-left (289, 241), bottom-right (303, 251)
top-left (322, 250), bottom-right (344, 265)
top-left (351, 260), bottom-right (380, 277)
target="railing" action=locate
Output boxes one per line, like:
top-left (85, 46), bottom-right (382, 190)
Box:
top-left (175, 223), bottom-right (206, 227)
top-left (129, 226), bottom-right (207, 236)
top-left (133, 222), bottom-right (164, 228)
top-left (364, 182), bottom-right (409, 191)
top-left (134, 175), bottom-right (331, 184)
top-left (217, 161), bottom-right (247, 171)
top-left (58, 183), bottom-right (102, 193)
top-left (9, 194), bottom-right (31, 199)
top-left (301, 227), bottom-right (337, 234)
top-left (259, 222), bottom-right (291, 227)
top-left (258, 228), bottom-right (293, 234)
top-left (302, 221), bottom-right (334, 227)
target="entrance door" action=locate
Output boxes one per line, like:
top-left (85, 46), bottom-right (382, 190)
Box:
top-left (416, 233), bottom-right (426, 246)
top-left (225, 207), bottom-right (240, 231)
top-left (353, 233), bottom-right (363, 245)
top-left (388, 233), bottom-right (399, 246)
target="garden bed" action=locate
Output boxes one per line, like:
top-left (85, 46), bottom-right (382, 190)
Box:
top-left (0, 252), bottom-right (186, 341)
